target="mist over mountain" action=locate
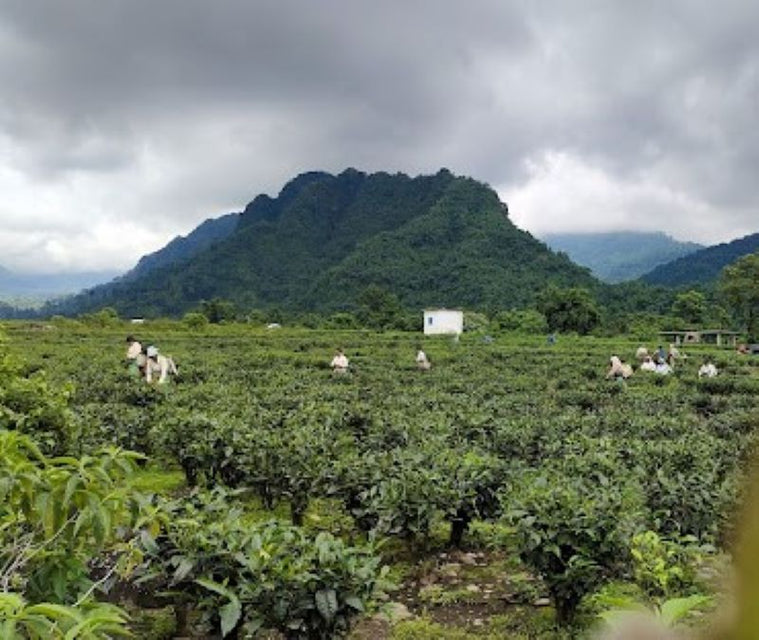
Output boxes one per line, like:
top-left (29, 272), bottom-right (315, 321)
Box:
top-left (641, 232), bottom-right (759, 287)
top-left (0, 268), bottom-right (119, 306)
top-left (42, 168), bottom-right (598, 318)
top-left (542, 232), bottom-right (703, 283)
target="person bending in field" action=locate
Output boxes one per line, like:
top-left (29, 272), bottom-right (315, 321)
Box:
top-left (144, 345), bottom-right (178, 384)
top-left (640, 355), bottom-right (656, 372)
top-left (607, 355), bottom-right (632, 380)
top-left (667, 343), bottom-right (685, 362)
top-left (654, 357), bottom-right (673, 375)
top-left (330, 348), bottom-right (349, 375)
top-left (125, 335), bottom-right (146, 378)
top-left (415, 346), bottom-right (431, 371)
top-left (698, 358), bottom-right (718, 378)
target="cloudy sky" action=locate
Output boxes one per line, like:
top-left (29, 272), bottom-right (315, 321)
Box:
top-left (1, 0), bottom-right (757, 274)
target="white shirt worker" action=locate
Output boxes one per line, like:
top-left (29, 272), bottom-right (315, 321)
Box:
top-left (698, 363), bottom-right (718, 378)
top-left (331, 352), bottom-right (349, 374)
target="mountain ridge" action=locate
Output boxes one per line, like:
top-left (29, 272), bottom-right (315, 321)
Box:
top-left (120, 212), bottom-right (240, 281)
top-left (641, 232), bottom-right (759, 287)
top-left (542, 231), bottom-right (703, 283)
top-left (42, 168), bottom-right (599, 317)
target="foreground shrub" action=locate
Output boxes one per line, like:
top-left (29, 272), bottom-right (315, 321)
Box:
top-left (137, 489), bottom-right (389, 638)
top-left (0, 592), bottom-right (131, 639)
top-left (508, 475), bottom-right (639, 626)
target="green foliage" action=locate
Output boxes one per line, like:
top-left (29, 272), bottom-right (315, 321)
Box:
top-left (4, 322), bottom-right (756, 637)
top-left (595, 280), bottom-right (676, 325)
top-left (436, 449), bottom-right (504, 547)
top-left (79, 307), bottom-right (120, 328)
top-left (643, 231), bottom-right (759, 287)
top-left (356, 285), bottom-right (405, 330)
top-left (598, 593), bottom-right (712, 633)
top-left (630, 531), bottom-right (708, 601)
top-left (622, 312), bottom-right (669, 341)
top-left (537, 286), bottom-right (601, 334)
top-left (639, 435), bottom-right (738, 541)
top-left (353, 449), bottom-right (445, 541)
top-left (0, 353), bottom-right (74, 454)
top-left (0, 592), bottom-right (132, 639)
top-left (671, 290), bottom-right (707, 326)
top-left (0, 335), bottom-right (144, 638)
top-left (719, 252), bottom-right (759, 340)
top-left (325, 312), bottom-right (359, 329)
top-left (247, 414), bottom-right (354, 525)
top-left (182, 311), bottom-right (209, 330)
top-left (391, 617), bottom-right (497, 639)
top-left (125, 212), bottom-right (239, 280)
top-left (705, 303), bottom-right (731, 329)
top-left (148, 410), bottom-right (224, 486)
top-left (0, 429), bottom-right (145, 603)
top-left (137, 489), bottom-right (388, 639)
top-left (463, 311), bottom-right (490, 334)
top-left (126, 605), bottom-right (176, 639)
top-left (494, 308), bottom-right (548, 333)
top-left (198, 297), bottom-right (237, 323)
top-left (657, 594), bottom-right (712, 627)
top-left (509, 475), bottom-right (638, 625)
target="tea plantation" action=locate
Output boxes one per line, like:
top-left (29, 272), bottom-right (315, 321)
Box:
top-left (2, 320), bottom-right (758, 638)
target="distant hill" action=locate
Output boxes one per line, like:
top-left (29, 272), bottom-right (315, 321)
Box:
top-left (641, 232), bottom-right (759, 287)
top-left (121, 213), bottom-right (240, 281)
top-left (542, 232), bottom-right (703, 283)
top-left (43, 168), bottom-right (599, 317)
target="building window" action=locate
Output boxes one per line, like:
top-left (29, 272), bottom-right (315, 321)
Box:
top-left (427, 317), bottom-right (433, 325)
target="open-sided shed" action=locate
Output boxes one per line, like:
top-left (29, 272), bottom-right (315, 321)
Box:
top-left (659, 329), bottom-right (740, 347)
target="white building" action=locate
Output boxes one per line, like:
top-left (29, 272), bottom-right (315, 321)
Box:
top-left (423, 309), bottom-right (464, 335)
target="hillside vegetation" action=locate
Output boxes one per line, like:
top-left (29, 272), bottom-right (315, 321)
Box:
top-left (121, 212), bottom-right (240, 281)
top-left (43, 169), bottom-right (597, 317)
top-left (641, 232), bottom-right (759, 287)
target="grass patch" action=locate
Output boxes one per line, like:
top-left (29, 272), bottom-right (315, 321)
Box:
top-left (391, 617), bottom-right (495, 640)
top-left (130, 467), bottom-right (185, 494)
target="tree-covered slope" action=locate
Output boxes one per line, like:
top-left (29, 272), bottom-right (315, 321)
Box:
top-left (44, 169), bottom-right (598, 317)
top-left (308, 177), bottom-right (596, 309)
top-left (542, 232), bottom-right (703, 283)
top-left (121, 212), bottom-right (240, 281)
top-left (641, 232), bottom-right (759, 287)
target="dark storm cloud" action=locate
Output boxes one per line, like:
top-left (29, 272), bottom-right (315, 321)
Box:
top-left (0, 0), bottom-right (757, 271)
top-left (4, 5), bottom-right (531, 143)
top-left (0, 1), bottom-right (526, 130)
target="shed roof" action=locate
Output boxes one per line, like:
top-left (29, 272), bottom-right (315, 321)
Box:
top-left (659, 329), bottom-right (740, 335)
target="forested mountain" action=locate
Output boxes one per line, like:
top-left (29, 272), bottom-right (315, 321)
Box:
top-left (44, 169), bottom-right (598, 318)
top-left (542, 232), bottom-right (703, 283)
top-left (120, 213), bottom-right (240, 281)
top-left (641, 232), bottom-right (759, 287)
